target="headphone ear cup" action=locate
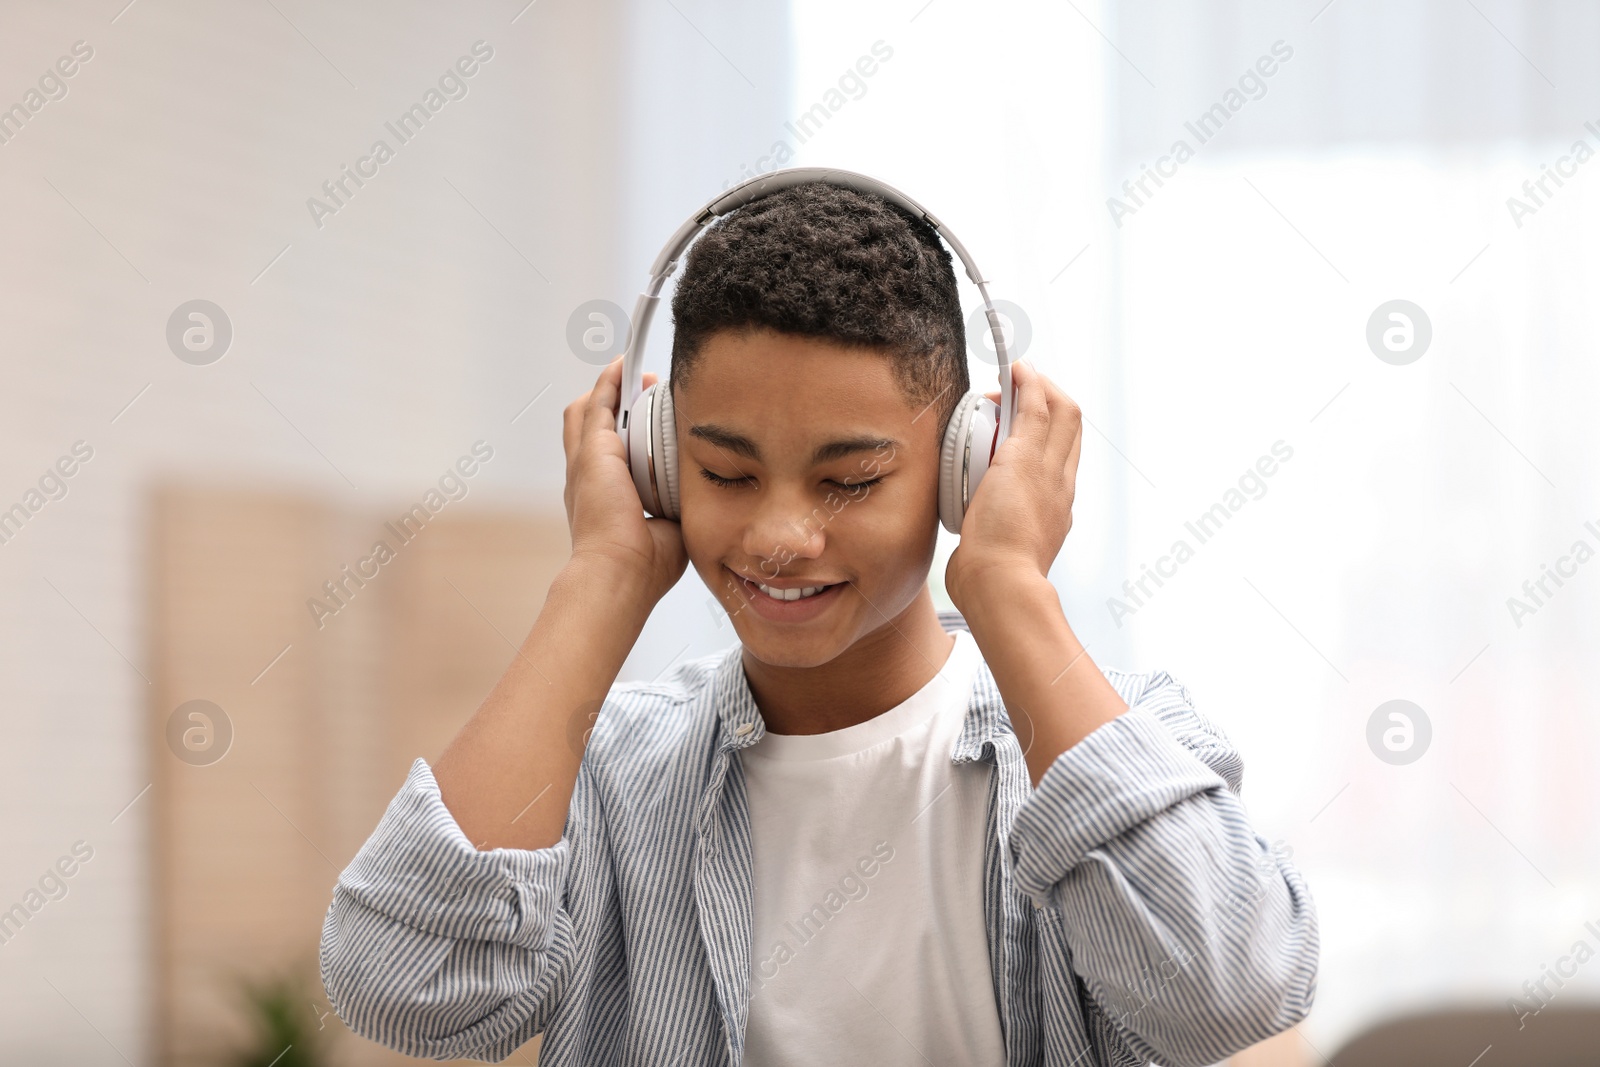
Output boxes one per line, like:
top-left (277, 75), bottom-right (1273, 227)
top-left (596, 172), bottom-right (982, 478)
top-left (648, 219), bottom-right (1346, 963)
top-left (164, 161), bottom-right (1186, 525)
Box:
top-left (653, 381), bottom-right (680, 520)
top-left (938, 391), bottom-right (1000, 535)
top-left (938, 392), bottom-right (982, 534)
top-left (626, 385), bottom-right (660, 515)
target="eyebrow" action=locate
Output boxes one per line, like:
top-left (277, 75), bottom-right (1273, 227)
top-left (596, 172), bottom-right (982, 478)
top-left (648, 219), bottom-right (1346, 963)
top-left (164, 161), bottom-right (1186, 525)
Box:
top-left (687, 426), bottom-right (896, 467)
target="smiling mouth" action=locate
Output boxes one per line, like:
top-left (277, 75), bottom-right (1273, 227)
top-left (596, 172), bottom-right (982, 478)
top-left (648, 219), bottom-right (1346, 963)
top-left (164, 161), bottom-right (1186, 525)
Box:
top-left (752, 581), bottom-right (834, 601)
top-left (729, 569), bottom-right (847, 603)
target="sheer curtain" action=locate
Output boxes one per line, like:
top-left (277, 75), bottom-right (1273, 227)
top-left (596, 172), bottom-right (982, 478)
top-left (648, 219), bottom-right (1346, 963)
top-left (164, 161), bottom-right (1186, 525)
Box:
top-left (791, 0), bottom-right (1600, 1053)
top-left (1109, 0), bottom-right (1600, 1050)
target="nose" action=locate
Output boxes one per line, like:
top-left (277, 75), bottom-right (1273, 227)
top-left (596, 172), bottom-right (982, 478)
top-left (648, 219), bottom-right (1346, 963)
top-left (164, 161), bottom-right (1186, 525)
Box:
top-left (742, 487), bottom-right (825, 573)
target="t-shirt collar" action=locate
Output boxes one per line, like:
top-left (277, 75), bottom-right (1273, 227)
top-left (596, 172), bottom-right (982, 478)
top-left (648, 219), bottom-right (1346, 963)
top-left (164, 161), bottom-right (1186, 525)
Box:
top-left (709, 609), bottom-right (1015, 765)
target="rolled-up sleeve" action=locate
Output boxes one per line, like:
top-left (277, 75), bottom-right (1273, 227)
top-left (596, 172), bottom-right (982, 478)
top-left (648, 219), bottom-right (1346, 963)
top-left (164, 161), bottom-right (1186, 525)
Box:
top-left (319, 757), bottom-right (579, 1061)
top-left (1007, 673), bottom-right (1319, 1067)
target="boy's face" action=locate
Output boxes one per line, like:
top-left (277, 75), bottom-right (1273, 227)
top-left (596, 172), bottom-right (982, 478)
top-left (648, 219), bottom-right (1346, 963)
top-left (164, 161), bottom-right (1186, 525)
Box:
top-left (673, 327), bottom-right (944, 669)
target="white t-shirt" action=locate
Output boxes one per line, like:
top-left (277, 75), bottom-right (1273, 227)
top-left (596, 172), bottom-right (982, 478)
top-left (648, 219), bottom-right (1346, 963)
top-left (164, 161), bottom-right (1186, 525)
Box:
top-left (738, 630), bottom-right (1006, 1066)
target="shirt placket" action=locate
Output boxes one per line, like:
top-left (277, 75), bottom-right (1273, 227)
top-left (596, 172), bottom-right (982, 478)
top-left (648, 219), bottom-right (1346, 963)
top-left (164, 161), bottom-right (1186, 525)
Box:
top-left (972, 721), bottom-right (1042, 1067)
top-left (693, 735), bottom-right (757, 1066)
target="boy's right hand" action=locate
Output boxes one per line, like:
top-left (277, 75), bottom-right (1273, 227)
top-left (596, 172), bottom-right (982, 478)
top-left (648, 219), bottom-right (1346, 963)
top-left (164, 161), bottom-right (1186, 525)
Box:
top-left (561, 357), bottom-right (688, 607)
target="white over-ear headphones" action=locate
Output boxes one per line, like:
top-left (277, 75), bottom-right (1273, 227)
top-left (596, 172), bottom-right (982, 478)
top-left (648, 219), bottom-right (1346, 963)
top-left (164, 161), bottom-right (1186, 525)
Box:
top-left (618, 167), bottom-right (1016, 535)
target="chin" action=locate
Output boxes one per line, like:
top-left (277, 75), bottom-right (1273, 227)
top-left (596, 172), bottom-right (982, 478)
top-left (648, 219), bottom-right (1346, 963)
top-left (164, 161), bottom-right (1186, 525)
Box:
top-left (733, 623), bottom-right (851, 670)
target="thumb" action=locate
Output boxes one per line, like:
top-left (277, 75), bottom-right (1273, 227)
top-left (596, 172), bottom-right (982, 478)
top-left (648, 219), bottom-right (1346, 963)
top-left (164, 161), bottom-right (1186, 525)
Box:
top-left (1006, 360), bottom-right (1046, 441)
top-left (980, 358), bottom-right (1029, 410)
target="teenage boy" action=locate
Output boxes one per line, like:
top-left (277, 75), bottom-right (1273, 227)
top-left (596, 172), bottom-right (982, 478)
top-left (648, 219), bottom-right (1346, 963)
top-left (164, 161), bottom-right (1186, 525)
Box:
top-left (320, 183), bottom-right (1318, 1066)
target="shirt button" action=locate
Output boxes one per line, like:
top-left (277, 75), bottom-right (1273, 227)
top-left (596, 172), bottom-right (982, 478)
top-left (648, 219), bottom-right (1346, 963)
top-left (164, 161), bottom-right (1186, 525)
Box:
top-left (734, 723), bottom-right (753, 737)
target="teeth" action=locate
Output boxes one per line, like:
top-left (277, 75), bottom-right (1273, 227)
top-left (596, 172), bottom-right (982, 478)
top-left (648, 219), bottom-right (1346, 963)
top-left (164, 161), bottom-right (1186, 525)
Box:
top-left (756, 582), bottom-right (827, 601)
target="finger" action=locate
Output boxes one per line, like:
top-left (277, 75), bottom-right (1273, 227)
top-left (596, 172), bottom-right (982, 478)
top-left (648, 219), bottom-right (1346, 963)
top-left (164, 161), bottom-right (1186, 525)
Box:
top-left (1007, 360), bottom-right (1050, 446)
top-left (563, 407), bottom-right (602, 529)
top-left (977, 362), bottom-right (1005, 407)
top-left (1035, 372), bottom-right (1081, 476)
top-left (562, 394), bottom-right (586, 525)
top-left (1046, 379), bottom-right (1082, 473)
top-left (562, 392), bottom-right (589, 461)
top-left (979, 356), bottom-right (1030, 415)
top-left (1059, 421), bottom-right (1082, 535)
top-left (562, 393), bottom-right (583, 523)
top-left (582, 356), bottom-right (625, 439)
top-left (1063, 414), bottom-right (1082, 487)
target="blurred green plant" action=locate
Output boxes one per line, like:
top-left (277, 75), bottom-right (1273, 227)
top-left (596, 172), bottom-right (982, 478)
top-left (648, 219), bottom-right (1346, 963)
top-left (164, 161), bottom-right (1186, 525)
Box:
top-left (227, 961), bottom-right (333, 1067)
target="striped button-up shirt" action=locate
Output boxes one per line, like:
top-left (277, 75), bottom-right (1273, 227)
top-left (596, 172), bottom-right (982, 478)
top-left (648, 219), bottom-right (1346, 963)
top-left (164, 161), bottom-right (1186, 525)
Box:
top-left (320, 611), bottom-right (1318, 1066)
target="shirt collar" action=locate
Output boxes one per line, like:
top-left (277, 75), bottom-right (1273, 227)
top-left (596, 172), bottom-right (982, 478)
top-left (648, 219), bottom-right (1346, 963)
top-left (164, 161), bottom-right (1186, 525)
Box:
top-left (709, 609), bottom-right (1016, 764)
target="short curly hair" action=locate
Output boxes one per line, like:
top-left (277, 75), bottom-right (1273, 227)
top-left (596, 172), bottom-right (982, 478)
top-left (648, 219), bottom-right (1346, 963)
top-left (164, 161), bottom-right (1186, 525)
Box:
top-left (668, 181), bottom-right (968, 434)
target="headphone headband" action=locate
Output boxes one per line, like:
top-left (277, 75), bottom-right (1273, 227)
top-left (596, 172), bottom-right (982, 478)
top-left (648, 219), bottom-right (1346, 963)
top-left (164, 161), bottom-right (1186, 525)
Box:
top-left (619, 167), bottom-right (1016, 442)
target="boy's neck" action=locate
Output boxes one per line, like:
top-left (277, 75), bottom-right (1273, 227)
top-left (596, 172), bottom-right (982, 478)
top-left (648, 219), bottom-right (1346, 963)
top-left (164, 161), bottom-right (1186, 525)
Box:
top-left (740, 585), bottom-right (957, 736)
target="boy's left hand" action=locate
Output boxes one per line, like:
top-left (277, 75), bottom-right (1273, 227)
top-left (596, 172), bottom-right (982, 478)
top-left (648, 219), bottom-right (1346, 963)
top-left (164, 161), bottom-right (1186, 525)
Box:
top-left (945, 360), bottom-right (1083, 611)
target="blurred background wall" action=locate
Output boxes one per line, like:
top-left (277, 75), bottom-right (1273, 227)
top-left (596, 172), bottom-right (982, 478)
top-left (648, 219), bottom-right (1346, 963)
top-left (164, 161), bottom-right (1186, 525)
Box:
top-left (0, 0), bottom-right (791, 1062)
top-left (2, 0), bottom-right (1598, 1063)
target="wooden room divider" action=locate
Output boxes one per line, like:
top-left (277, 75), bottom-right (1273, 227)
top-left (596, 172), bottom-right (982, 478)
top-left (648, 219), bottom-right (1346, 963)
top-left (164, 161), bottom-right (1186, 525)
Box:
top-left (148, 483), bottom-right (568, 1066)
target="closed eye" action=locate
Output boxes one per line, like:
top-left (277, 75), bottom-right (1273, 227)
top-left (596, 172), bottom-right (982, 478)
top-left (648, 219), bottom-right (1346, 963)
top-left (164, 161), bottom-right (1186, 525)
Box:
top-left (699, 468), bottom-right (753, 488)
top-left (694, 470), bottom-right (883, 495)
